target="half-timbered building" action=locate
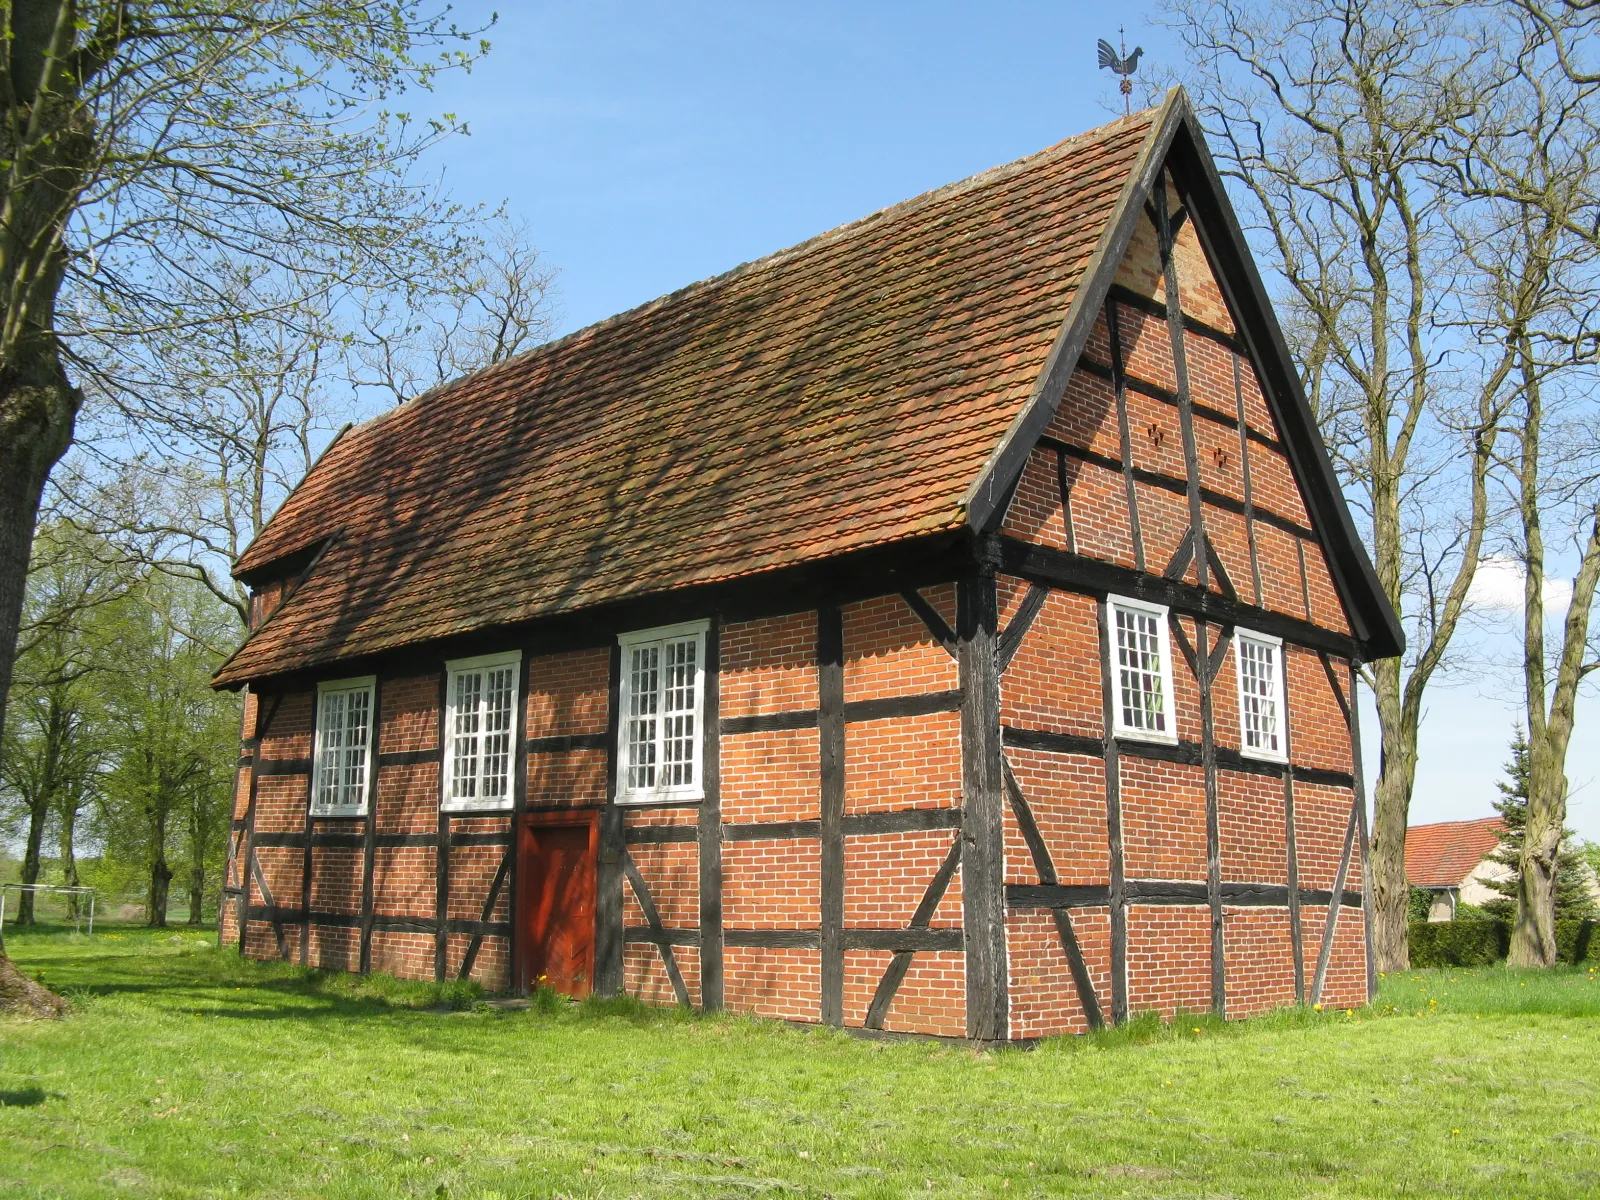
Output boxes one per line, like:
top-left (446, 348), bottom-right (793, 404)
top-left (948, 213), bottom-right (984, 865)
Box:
top-left (214, 90), bottom-right (1402, 1042)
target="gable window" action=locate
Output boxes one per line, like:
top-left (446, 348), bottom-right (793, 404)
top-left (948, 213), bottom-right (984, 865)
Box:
top-left (617, 620), bottom-right (708, 803)
top-left (1235, 631), bottom-right (1286, 761)
top-left (312, 677), bottom-right (375, 815)
top-left (443, 651), bottom-right (523, 811)
top-left (1109, 596), bottom-right (1176, 743)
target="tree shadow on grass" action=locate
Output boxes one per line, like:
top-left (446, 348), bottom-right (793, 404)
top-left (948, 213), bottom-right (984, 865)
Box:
top-left (0, 1086), bottom-right (53, 1107)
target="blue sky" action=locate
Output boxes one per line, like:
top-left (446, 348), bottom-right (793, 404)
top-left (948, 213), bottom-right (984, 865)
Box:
top-left (421, 2), bottom-right (1599, 840)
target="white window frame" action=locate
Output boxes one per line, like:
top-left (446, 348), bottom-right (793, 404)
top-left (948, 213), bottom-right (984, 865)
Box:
top-left (1108, 595), bottom-right (1178, 745)
top-left (311, 676), bottom-right (376, 816)
top-left (616, 619), bottom-right (709, 804)
top-left (1234, 629), bottom-right (1288, 763)
top-left (441, 650), bottom-right (524, 813)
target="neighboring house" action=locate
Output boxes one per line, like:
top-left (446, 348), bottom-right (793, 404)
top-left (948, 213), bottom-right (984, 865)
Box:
top-left (213, 90), bottom-right (1403, 1043)
top-left (1404, 818), bottom-right (1509, 921)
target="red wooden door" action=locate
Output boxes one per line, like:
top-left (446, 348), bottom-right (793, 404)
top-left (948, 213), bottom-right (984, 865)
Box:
top-left (518, 821), bottom-right (596, 997)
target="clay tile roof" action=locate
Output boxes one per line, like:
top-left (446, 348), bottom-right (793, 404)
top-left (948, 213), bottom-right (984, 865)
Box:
top-left (214, 106), bottom-right (1163, 687)
top-left (1405, 817), bottom-right (1507, 888)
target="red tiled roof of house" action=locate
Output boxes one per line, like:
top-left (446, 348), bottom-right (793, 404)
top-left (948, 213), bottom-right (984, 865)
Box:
top-left (213, 107), bottom-right (1162, 686)
top-left (1405, 817), bottom-right (1506, 888)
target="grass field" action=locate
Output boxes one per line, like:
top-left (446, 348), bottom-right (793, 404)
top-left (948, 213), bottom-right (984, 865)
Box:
top-left (1, 925), bottom-right (1598, 1199)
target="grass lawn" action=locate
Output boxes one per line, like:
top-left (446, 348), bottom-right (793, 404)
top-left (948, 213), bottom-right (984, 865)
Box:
top-left (1, 926), bottom-right (1598, 1198)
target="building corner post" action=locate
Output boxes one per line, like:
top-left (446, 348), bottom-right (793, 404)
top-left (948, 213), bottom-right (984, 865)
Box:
top-left (959, 545), bottom-right (1009, 1042)
top-left (594, 642), bottom-right (626, 997)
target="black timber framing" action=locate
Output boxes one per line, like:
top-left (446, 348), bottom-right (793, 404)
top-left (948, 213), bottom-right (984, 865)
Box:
top-left (1096, 597), bottom-right (1130, 1025)
top-left (1280, 657), bottom-right (1306, 1003)
top-left (817, 605), bottom-right (846, 1027)
top-left (623, 849), bottom-right (691, 1006)
top-left (1309, 790), bottom-right (1360, 1007)
top-left (1106, 298), bottom-right (1147, 573)
top-left (1232, 353), bottom-right (1265, 606)
top-left (1076, 355), bottom-right (1287, 459)
top-left (1006, 883), bottom-right (1363, 909)
top-left (1322, 653), bottom-right (1377, 1003)
top-left (957, 89), bottom-right (1400, 662)
top-left (359, 675), bottom-right (384, 974)
top-left (506, 650), bottom-right (532, 992)
top-left (997, 537), bottom-right (1362, 661)
top-left (237, 694), bottom-right (283, 954)
top-left (699, 615), bottom-right (725, 1010)
top-left (299, 690), bottom-right (320, 967)
top-left (433, 669), bottom-right (450, 982)
top-left (1001, 760), bottom-right (1103, 1029)
top-left (958, 568), bottom-right (1009, 1041)
top-left (864, 833), bottom-right (963, 1029)
top-left (594, 643), bottom-right (625, 996)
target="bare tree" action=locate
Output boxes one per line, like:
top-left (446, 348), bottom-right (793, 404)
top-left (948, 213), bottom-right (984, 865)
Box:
top-left (0, 1), bottom-right (490, 759)
top-left (1165, 0), bottom-right (1542, 969)
top-left (1442, 9), bottom-right (1600, 964)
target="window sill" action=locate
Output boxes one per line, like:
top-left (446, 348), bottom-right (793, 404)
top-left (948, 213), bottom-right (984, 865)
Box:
top-left (617, 793), bottom-right (704, 806)
top-left (309, 808), bottom-right (367, 820)
top-left (440, 802), bottom-right (514, 815)
top-left (1113, 728), bottom-right (1179, 747)
top-left (1238, 747), bottom-right (1289, 765)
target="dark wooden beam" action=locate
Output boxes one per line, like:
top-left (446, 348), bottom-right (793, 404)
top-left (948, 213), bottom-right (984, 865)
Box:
top-left (1106, 282), bottom-right (1244, 356)
top-left (818, 605), bottom-right (846, 1027)
top-left (900, 589), bottom-right (958, 658)
top-left (525, 733), bottom-right (608, 754)
top-left (377, 748), bottom-right (443, 768)
top-left (1055, 446), bottom-right (1077, 554)
top-left (623, 849), bottom-right (690, 1006)
top-left (1338, 657), bottom-right (1378, 1003)
top-left (458, 844), bottom-right (511, 981)
top-left (1106, 299), bottom-right (1147, 574)
top-left (1281, 659), bottom-right (1305, 1004)
top-left (1233, 353), bottom-right (1265, 607)
top-left (1096, 597), bottom-right (1129, 1025)
top-left (433, 669), bottom-right (449, 982)
top-left (998, 583), bottom-right (1050, 673)
top-left (699, 615), bottom-right (725, 1011)
top-left (959, 570), bottom-right (1009, 1041)
top-left (237, 694), bottom-right (283, 956)
top-left (997, 537), bottom-right (1364, 662)
top-left (594, 643), bottom-right (625, 996)
top-left (864, 834), bottom-right (964, 1029)
top-left (1002, 759), bottom-right (1103, 1029)
top-left (359, 676), bottom-right (384, 974)
top-left (1310, 793), bottom-right (1360, 1006)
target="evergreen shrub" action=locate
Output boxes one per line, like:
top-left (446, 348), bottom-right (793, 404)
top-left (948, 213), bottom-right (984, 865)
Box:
top-left (1408, 919), bottom-right (1600, 966)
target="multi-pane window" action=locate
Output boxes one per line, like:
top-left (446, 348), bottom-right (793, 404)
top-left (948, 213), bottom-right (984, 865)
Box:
top-left (618, 621), bottom-right (707, 802)
top-left (1236, 631), bottom-right (1286, 760)
top-left (312, 677), bottom-right (375, 815)
top-left (443, 651), bottom-right (522, 810)
top-left (1110, 597), bottom-right (1175, 742)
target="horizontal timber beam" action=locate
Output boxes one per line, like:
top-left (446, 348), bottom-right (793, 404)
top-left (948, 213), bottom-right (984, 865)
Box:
top-left (1004, 883), bottom-right (1364, 910)
top-left (996, 537), bottom-right (1363, 661)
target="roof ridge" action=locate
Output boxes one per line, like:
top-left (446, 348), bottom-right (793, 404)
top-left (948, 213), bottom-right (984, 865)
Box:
top-left (350, 106), bottom-right (1161, 437)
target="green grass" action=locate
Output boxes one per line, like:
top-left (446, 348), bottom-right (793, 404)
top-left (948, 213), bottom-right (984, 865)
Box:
top-left (1, 928), bottom-right (1598, 1198)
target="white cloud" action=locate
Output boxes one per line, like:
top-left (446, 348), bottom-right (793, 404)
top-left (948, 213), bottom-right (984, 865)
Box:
top-left (1468, 555), bottom-right (1574, 613)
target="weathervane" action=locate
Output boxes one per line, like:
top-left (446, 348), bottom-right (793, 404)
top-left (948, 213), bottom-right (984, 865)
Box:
top-left (1098, 28), bottom-right (1144, 117)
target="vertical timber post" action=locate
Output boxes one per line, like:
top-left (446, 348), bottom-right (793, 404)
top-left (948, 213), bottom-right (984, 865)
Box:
top-left (699, 615), bottom-right (725, 1010)
top-left (359, 675), bottom-right (384, 974)
top-left (594, 643), bottom-right (625, 996)
top-left (301, 691), bottom-right (319, 967)
top-left (1348, 661), bottom-right (1377, 1003)
top-left (818, 605), bottom-right (846, 1027)
top-left (434, 669), bottom-right (450, 982)
top-left (508, 649), bottom-right (531, 994)
top-left (1097, 598), bottom-right (1129, 1025)
top-left (958, 558), bottom-right (1008, 1043)
top-left (1280, 656), bottom-right (1305, 1003)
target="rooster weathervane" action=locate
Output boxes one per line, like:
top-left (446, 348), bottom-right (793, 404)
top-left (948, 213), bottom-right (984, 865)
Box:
top-left (1098, 28), bottom-right (1144, 117)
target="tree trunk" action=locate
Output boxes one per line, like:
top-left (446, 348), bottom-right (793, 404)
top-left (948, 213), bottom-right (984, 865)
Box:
top-left (188, 864), bottom-right (205, 926)
top-left (1367, 659), bottom-right (1415, 972)
top-left (58, 804), bottom-right (78, 921)
top-left (1509, 762), bottom-right (1565, 966)
top-left (17, 798), bottom-right (48, 926)
top-left (148, 854), bottom-right (172, 928)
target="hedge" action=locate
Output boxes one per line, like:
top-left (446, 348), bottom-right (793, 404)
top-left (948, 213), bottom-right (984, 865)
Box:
top-left (1407, 919), bottom-right (1599, 967)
